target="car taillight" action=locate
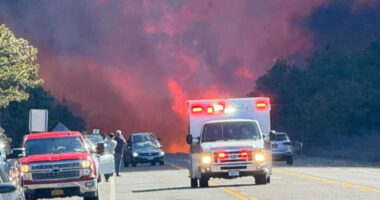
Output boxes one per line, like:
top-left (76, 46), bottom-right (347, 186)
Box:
top-left (284, 142), bottom-right (291, 146)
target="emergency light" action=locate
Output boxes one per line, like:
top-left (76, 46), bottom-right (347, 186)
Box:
top-left (191, 99), bottom-right (270, 114)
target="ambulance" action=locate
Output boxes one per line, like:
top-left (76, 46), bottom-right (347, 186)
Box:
top-left (186, 98), bottom-right (272, 187)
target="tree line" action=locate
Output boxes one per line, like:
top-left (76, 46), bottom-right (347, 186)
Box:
top-left (251, 41), bottom-right (380, 154)
top-left (0, 24), bottom-right (86, 147)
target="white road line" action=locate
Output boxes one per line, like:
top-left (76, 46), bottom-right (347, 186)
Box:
top-left (110, 175), bottom-right (116, 200)
top-left (349, 169), bottom-right (380, 176)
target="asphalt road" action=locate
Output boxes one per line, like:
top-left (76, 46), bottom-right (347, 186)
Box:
top-left (56, 154), bottom-right (380, 200)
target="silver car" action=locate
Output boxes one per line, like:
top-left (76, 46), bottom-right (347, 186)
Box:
top-left (0, 168), bottom-right (25, 200)
top-left (270, 132), bottom-right (293, 165)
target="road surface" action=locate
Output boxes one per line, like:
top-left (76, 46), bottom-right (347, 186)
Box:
top-left (57, 154), bottom-right (380, 200)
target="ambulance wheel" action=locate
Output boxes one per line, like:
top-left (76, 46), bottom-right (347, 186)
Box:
top-left (286, 156), bottom-right (293, 165)
top-left (199, 177), bottom-right (209, 188)
top-left (97, 174), bottom-right (101, 183)
top-left (191, 178), bottom-right (198, 188)
top-left (255, 174), bottom-right (267, 185)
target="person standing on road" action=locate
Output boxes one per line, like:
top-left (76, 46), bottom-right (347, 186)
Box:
top-left (114, 130), bottom-right (126, 176)
top-left (105, 133), bottom-right (117, 154)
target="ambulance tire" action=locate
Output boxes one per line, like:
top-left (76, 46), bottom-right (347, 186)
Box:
top-left (199, 177), bottom-right (209, 188)
top-left (255, 174), bottom-right (267, 185)
top-left (191, 178), bottom-right (198, 188)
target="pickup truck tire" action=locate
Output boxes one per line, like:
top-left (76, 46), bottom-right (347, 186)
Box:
top-left (151, 162), bottom-right (156, 166)
top-left (124, 161), bottom-right (130, 167)
top-left (84, 195), bottom-right (99, 200)
top-left (159, 161), bottom-right (164, 165)
top-left (199, 177), bottom-right (209, 188)
top-left (84, 190), bottom-right (99, 200)
top-left (132, 162), bottom-right (137, 167)
top-left (191, 178), bottom-right (198, 188)
top-left (255, 174), bottom-right (267, 185)
top-left (286, 156), bottom-right (293, 165)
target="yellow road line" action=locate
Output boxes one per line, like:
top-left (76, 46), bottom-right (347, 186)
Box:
top-left (275, 169), bottom-right (380, 194)
top-left (168, 163), bottom-right (257, 200)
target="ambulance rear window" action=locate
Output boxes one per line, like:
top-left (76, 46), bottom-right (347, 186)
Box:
top-left (201, 122), bottom-right (261, 142)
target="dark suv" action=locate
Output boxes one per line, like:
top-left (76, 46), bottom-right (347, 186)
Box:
top-left (123, 133), bottom-right (165, 167)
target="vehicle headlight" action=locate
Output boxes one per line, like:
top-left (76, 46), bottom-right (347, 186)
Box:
top-left (21, 164), bottom-right (30, 173)
top-left (254, 153), bottom-right (265, 163)
top-left (81, 160), bottom-right (91, 168)
top-left (159, 151), bottom-right (165, 156)
top-left (201, 154), bottom-right (212, 165)
top-left (132, 152), bottom-right (139, 157)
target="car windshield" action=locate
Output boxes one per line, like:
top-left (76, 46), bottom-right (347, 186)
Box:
top-left (201, 122), bottom-right (261, 142)
top-left (133, 135), bottom-right (151, 143)
top-left (133, 140), bottom-right (159, 149)
top-left (25, 137), bottom-right (87, 156)
top-left (272, 134), bottom-right (288, 141)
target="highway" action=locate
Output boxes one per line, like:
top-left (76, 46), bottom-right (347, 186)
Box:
top-left (61, 154), bottom-right (380, 200)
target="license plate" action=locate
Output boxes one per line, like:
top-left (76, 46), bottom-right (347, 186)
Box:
top-left (51, 189), bottom-right (64, 196)
top-left (228, 169), bottom-right (240, 177)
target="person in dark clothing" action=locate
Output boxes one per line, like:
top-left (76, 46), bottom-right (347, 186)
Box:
top-left (114, 130), bottom-right (126, 176)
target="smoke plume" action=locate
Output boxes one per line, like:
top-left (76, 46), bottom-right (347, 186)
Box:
top-left (2, 0), bottom-right (375, 152)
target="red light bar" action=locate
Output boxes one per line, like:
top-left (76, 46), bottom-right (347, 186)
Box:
top-left (255, 98), bottom-right (270, 110)
top-left (191, 106), bottom-right (203, 113)
top-left (206, 106), bottom-right (214, 114)
top-left (213, 103), bottom-right (225, 112)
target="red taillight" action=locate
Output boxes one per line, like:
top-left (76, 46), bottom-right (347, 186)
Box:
top-left (191, 106), bottom-right (203, 113)
top-left (206, 106), bottom-right (214, 114)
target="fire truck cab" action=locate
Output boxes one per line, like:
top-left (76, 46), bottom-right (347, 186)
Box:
top-left (186, 98), bottom-right (272, 187)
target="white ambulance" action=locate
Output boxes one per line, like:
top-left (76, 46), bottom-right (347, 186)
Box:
top-left (186, 97), bottom-right (272, 187)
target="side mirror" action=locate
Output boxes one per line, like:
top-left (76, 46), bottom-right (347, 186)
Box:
top-left (0, 183), bottom-right (17, 194)
top-left (7, 149), bottom-right (25, 159)
top-left (96, 143), bottom-right (105, 155)
top-left (186, 134), bottom-right (193, 145)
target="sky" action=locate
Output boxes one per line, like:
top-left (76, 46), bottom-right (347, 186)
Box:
top-left (1, 0), bottom-right (379, 152)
